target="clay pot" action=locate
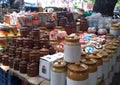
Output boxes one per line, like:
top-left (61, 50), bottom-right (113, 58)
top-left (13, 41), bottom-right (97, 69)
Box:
top-left (22, 47), bottom-right (31, 61)
top-left (0, 52), bottom-right (3, 63)
top-left (31, 28), bottom-right (40, 40)
top-left (8, 55), bottom-right (14, 68)
top-left (16, 37), bottom-right (23, 47)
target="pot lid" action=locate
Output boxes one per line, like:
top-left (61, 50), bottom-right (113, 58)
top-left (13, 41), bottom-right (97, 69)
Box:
top-left (81, 57), bottom-right (96, 65)
top-left (65, 34), bottom-right (79, 42)
top-left (52, 60), bottom-right (66, 68)
top-left (68, 62), bottom-right (88, 72)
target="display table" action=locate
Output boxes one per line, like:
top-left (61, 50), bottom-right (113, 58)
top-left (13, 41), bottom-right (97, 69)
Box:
top-left (0, 64), bottom-right (105, 85)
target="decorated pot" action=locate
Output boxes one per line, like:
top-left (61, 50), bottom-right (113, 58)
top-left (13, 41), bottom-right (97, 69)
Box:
top-left (67, 62), bottom-right (88, 85)
top-left (51, 60), bottom-right (66, 85)
top-left (64, 35), bottom-right (81, 63)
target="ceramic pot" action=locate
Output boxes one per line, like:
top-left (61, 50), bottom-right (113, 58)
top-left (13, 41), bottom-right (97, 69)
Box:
top-left (67, 62), bottom-right (88, 85)
top-left (64, 35), bottom-right (81, 63)
top-left (51, 60), bottom-right (66, 85)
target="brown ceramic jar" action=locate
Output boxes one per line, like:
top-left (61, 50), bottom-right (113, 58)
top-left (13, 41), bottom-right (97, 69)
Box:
top-left (67, 62), bottom-right (88, 84)
top-left (39, 46), bottom-right (49, 57)
top-left (19, 58), bottom-right (27, 74)
top-left (16, 37), bottom-right (23, 47)
top-left (16, 45), bottom-right (23, 57)
top-left (58, 17), bottom-right (67, 27)
top-left (39, 38), bottom-right (49, 48)
top-left (79, 17), bottom-right (88, 32)
top-left (29, 46), bottom-right (40, 62)
top-left (0, 52), bottom-right (3, 63)
top-left (23, 37), bottom-right (33, 48)
top-left (8, 45), bottom-right (16, 55)
top-left (13, 56), bottom-right (21, 70)
top-left (22, 47), bottom-right (31, 61)
top-left (20, 27), bottom-right (30, 37)
top-left (2, 55), bottom-right (9, 66)
top-left (8, 55), bottom-right (14, 68)
top-left (31, 28), bottom-right (40, 40)
top-left (27, 61), bottom-right (38, 77)
top-left (65, 22), bottom-right (76, 35)
top-left (45, 20), bottom-right (56, 31)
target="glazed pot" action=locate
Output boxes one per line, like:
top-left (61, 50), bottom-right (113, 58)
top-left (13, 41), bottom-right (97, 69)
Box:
top-left (16, 46), bottom-right (23, 57)
top-left (16, 37), bottom-right (23, 47)
top-left (67, 62), bottom-right (88, 85)
top-left (0, 52), bottom-right (3, 63)
top-left (31, 28), bottom-right (40, 40)
top-left (2, 55), bottom-right (9, 66)
top-left (39, 46), bottom-right (49, 57)
top-left (19, 58), bottom-right (27, 74)
top-left (89, 52), bottom-right (103, 80)
top-left (13, 57), bottom-right (21, 70)
top-left (8, 55), bottom-right (14, 68)
top-left (23, 37), bottom-right (33, 48)
top-left (45, 20), bottom-right (56, 30)
top-left (20, 27), bottom-right (30, 37)
top-left (27, 61), bottom-right (38, 77)
top-left (29, 46), bottom-right (40, 62)
top-left (64, 35), bottom-right (81, 63)
top-left (82, 57), bottom-right (97, 85)
top-left (22, 47), bottom-right (31, 61)
top-left (51, 60), bottom-right (66, 85)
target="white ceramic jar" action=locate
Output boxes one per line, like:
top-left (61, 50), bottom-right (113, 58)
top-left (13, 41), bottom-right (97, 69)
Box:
top-left (67, 62), bottom-right (88, 85)
top-left (64, 35), bottom-right (81, 63)
top-left (51, 60), bottom-right (67, 85)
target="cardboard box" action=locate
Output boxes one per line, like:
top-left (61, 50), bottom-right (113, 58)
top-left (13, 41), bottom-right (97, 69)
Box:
top-left (39, 52), bottom-right (64, 80)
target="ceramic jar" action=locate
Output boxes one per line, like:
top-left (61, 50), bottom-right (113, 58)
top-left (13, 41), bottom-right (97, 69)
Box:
top-left (27, 61), bottom-right (38, 77)
top-left (13, 57), bottom-right (21, 70)
top-left (39, 46), bottom-right (49, 57)
top-left (9, 45), bottom-right (16, 55)
top-left (79, 17), bottom-right (88, 32)
top-left (97, 50), bottom-right (109, 79)
top-left (16, 46), bottom-right (23, 57)
top-left (39, 38), bottom-right (49, 48)
top-left (29, 46), bottom-right (40, 62)
top-left (89, 53), bottom-right (103, 80)
top-left (0, 52), bottom-right (3, 63)
top-left (31, 28), bottom-right (40, 40)
top-left (19, 58), bottom-right (27, 74)
top-left (65, 22), bottom-right (76, 35)
top-left (64, 35), bottom-right (81, 63)
top-left (82, 58), bottom-right (97, 85)
top-left (16, 37), bottom-right (23, 47)
top-left (22, 47), bottom-right (31, 61)
top-left (23, 38), bottom-right (33, 48)
top-left (67, 62), bottom-right (88, 85)
top-left (8, 55), bottom-right (14, 68)
top-left (51, 60), bottom-right (67, 85)
top-left (2, 55), bottom-right (9, 66)
top-left (20, 27), bottom-right (30, 37)
top-left (110, 25), bottom-right (120, 36)
top-left (45, 20), bottom-right (56, 30)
